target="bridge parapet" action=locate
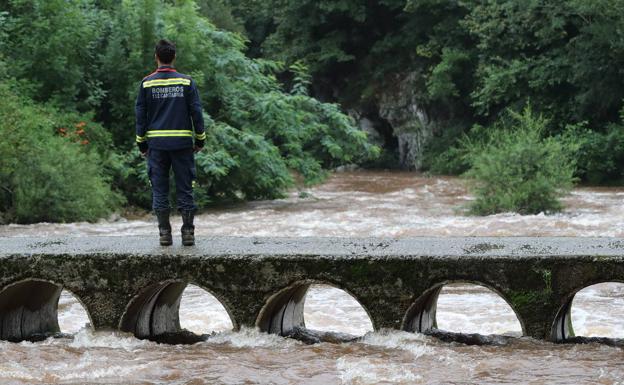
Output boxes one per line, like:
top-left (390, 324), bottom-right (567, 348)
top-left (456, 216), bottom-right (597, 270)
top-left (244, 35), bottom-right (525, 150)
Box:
top-left (1, 236), bottom-right (623, 343)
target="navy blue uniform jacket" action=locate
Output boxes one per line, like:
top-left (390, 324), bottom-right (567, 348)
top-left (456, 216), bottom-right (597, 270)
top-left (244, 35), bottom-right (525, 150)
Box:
top-left (135, 65), bottom-right (206, 151)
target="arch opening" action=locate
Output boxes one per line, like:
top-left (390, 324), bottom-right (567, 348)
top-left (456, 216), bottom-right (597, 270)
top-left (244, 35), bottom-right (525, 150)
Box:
top-left (404, 282), bottom-right (523, 337)
top-left (57, 289), bottom-right (91, 334)
top-left (120, 281), bottom-right (235, 343)
top-left (257, 281), bottom-right (373, 339)
top-left (179, 284), bottom-right (234, 334)
top-left (554, 282), bottom-right (624, 341)
top-left (0, 279), bottom-right (93, 342)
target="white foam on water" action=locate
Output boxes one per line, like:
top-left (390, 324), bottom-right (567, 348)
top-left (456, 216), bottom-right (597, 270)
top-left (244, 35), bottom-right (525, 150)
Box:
top-left (0, 334), bottom-right (159, 384)
top-left (337, 357), bottom-right (423, 385)
top-left (36, 352), bottom-right (160, 383)
top-left (206, 326), bottom-right (300, 349)
top-left (66, 329), bottom-right (153, 350)
top-left (359, 329), bottom-right (432, 358)
top-left (598, 367), bottom-right (624, 385)
top-left (572, 282), bottom-right (624, 338)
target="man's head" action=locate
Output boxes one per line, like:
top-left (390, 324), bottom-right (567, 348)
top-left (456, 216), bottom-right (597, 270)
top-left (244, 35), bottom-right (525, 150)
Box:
top-left (155, 39), bottom-right (176, 65)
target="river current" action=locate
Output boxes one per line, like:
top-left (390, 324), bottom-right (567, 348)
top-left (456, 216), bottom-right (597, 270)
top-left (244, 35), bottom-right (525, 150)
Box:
top-left (1, 171), bottom-right (624, 384)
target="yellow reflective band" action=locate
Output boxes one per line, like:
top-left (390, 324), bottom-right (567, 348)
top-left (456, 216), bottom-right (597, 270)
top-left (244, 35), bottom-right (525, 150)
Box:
top-left (147, 134), bottom-right (193, 137)
top-left (195, 132), bottom-right (206, 140)
top-left (136, 135), bottom-right (147, 143)
top-left (146, 130), bottom-right (193, 138)
top-left (143, 78), bottom-right (191, 88)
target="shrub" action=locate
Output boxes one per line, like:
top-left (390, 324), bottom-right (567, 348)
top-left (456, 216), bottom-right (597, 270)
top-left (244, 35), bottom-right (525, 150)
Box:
top-left (0, 81), bottom-right (122, 223)
top-left (462, 106), bottom-right (577, 215)
top-left (195, 122), bottom-right (294, 202)
top-left (11, 138), bottom-right (121, 223)
top-left (559, 122), bottom-right (624, 185)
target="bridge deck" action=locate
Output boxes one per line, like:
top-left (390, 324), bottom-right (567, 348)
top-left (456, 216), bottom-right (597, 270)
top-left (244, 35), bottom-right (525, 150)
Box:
top-left (2, 236), bottom-right (624, 258)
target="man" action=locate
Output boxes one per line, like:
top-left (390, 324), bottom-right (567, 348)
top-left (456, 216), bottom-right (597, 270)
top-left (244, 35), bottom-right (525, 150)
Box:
top-left (135, 39), bottom-right (206, 246)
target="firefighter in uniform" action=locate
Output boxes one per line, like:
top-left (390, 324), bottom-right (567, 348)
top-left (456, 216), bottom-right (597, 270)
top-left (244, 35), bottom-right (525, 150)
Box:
top-left (135, 39), bottom-right (206, 246)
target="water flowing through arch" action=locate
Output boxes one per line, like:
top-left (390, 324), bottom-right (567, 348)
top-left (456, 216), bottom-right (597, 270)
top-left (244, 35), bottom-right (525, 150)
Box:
top-left (179, 284), bottom-right (234, 334)
top-left (304, 284), bottom-right (374, 336)
top-left (571, 282), bottom-right (624, 338)
top-left (435, 283), bottom-right (523, 336)
top-left (57, 289), bottom-right (92, 334)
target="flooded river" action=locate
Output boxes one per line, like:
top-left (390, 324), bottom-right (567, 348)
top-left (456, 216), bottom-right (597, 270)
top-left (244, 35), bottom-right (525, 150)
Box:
top-left (1, 171), bottom-right (624, 384)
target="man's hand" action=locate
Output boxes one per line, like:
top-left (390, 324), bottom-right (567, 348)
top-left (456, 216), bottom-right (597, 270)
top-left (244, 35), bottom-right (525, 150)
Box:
top-left (138, 142), bottom-right (149, 158)
top-left (194, 139), bottom-right (205, 153)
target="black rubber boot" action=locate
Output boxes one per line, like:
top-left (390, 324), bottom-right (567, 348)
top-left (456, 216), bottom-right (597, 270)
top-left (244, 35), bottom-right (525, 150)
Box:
top-left (180, 210), bottom-right (195, 246)
top-left (155, 209), bottom-right (173, 246)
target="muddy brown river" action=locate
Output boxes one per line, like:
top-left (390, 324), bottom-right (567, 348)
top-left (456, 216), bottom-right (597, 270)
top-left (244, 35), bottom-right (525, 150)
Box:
top-left (1, 171), bottom-right (623, 384)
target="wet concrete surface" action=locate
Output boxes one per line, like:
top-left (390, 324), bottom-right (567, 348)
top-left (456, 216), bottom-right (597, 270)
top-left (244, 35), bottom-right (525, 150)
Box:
top-left (3, 236), bottom-right (624, 259)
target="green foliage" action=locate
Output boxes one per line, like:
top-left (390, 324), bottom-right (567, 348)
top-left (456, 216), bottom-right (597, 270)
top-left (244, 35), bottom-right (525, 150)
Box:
top-left (465, 0), bottom-right (624, 126)
top-left (0, 81), bottom-right (121, 223)
top-left (262, 0), bottom-right (474, 111)
top-left (289, 61), bottom-right (312, 96)
top-left (427, 48), bottom-right (472, 101)
top-left (560, 122), bottom-right (624, 185)
top-left (195, 123), bottom-right (293, 201)
top-left (463, 107), bottom-right (577, 215)
top-left (2, 0), bottom-right (106, 110)
top-left (195, 0), bottom-right (245, 35)
top-left (421, 122), bottom-right (471, 175)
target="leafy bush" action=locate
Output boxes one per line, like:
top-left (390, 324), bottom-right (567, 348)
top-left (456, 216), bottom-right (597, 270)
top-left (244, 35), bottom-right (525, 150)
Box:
top-left (560, 122), bottom-right (624, 185)
top-left (462, 107), bottom-right (577, 215)
top-left (194, 123), bottom-right (293, 202)
top-left (0, 81), bottom-right (121, 223)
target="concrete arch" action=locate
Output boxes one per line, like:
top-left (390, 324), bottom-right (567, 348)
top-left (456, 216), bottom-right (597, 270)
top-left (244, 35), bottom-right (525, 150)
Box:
top-left (551, 279), bottom-right (624, 341)
top-left (0, 278), bottom-right (94, 341)
top-left (119, 280), bottom-right (187, 339)
top-left (256, 280), bottom-right (375, 336)
top-left (402, 280), bottom-right (527, 336)
top-left (119, 280), bottom-right (237, 340)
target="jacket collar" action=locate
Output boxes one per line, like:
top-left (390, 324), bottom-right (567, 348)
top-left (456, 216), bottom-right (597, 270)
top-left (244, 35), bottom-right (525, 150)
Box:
top-left (157, 65), bottom-right (176, 72)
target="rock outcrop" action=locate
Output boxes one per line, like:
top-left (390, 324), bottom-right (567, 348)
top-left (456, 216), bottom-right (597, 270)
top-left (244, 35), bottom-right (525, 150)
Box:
top-left (377, 72), bottom-right (436, 170)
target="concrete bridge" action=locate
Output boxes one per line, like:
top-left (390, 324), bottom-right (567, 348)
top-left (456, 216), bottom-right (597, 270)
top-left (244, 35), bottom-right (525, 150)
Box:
top-left (0, 236), bottom-right (623, 343)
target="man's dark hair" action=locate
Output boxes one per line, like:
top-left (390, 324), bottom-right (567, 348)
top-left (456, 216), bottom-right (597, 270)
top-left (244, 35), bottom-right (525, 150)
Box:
top-left (155, 39), bottom-right (176, 64)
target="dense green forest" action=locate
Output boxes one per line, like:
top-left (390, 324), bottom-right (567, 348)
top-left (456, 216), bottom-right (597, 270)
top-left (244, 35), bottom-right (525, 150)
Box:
top-left (1, 0), bottom-right (623, 223)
